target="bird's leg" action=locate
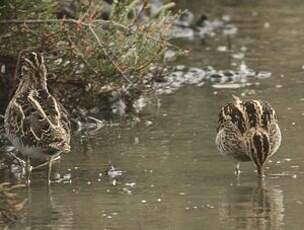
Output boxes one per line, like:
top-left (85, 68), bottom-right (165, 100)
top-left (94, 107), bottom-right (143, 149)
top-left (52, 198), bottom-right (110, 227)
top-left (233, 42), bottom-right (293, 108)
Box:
top-left (33, 155), bottom-right (61, 170)
top-left (234, 162), bottom-right (240, 176)
top-left (257, 166), bottom-right (264, 178)
top-left (26, 157), bottom-right (32, 185)
top-left (48, 158), bottom-right (53, 185)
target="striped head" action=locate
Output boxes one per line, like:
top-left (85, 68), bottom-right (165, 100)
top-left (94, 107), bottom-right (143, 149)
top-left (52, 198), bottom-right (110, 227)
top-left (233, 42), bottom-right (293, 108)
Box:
top-left (48, 126), bottom-right (71, 153)
top-left (20, 52), bottom-right (48, 89)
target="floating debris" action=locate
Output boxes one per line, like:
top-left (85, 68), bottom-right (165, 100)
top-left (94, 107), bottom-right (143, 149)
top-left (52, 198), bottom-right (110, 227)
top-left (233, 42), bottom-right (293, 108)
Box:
top-left (240, 89), bottom-right (256, 97)
top-left (125, 182), bottom-right (136, 188)
top-left (256, 71), bottom-right (272, 79)
top-left (171, 11), bottom-right (238, 40)
top-left (212, 83), bottom-right (246, 89)
top-left (223, 24), bottom-right (238, 36)
top-left (296, 200), bottom-right (303, 205)
top-left (106, 165), bottom-right (125, 186)
top-left (164, 49), bottom-right (177, 62)
top-left (206, 204), bottom-right (215, 209)
top-left (53, 173), bottom-right (72, 184)
top-left (175, 65), bottom-right (186, 71)
top-left (175, 11), bottom-right (194, 27)
top-left (145, 120), bottom-right (153, 127)
top-left (112, 179), bottom-right (117, 186)
top-left (171, 26), bottom-right (194, 39)
top-left (284, 158), bottom-right (292, 162)
top-left (200, 20), bottom-right (237, 38)
top-left (111, 99), bottom-right (127, 116)
top-left (75, 116), bottom-right (105, 133)
top-left (240, 46), bottom-right (248, 52)
top-left (222, 15), bottom-right (231, 22)
top-left (155, 63), bottom-right (271, 95)
top-left (290, 165), bottom-right (299, 168)
top-left (0, 65), bottom-right (5, 74)
top-left (264, 22), bottom-right (271, 29)
top-left (217, 46), bottom-right (228, 52)
top-left (133, 96), bottom-right (147, 114)
top-left (170, 10), bottom-right (195, 39)
top-left (122, 187), bottom-right (132, 195)
top-left (134, 137), bottom-right (139, 145)
top-left (231, 53), bottom-right (245, 59)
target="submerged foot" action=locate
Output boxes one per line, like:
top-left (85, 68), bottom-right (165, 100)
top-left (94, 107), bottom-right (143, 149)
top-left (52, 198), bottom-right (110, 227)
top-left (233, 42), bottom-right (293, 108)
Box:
top-left (257, 167), bottom-right (265, 178)
top-left (26, 162), bottom-right (32, 186)
top-left (234, 163), bottom-right (240, 176)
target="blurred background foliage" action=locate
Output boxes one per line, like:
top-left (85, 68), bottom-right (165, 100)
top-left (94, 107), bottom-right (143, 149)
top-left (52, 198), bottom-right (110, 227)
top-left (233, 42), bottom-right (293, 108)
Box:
top-left (0, 0), bottom-right (179, 117)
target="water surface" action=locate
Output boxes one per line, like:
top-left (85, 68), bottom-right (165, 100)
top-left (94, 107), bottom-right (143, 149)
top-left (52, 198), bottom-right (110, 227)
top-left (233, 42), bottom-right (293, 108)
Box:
top-left (2, 0), bottom-right (304, 229)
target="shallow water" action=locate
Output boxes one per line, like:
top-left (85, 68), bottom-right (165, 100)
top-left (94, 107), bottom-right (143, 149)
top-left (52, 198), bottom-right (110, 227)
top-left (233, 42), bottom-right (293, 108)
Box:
top-left (2, 0), bottom-right (304, 229)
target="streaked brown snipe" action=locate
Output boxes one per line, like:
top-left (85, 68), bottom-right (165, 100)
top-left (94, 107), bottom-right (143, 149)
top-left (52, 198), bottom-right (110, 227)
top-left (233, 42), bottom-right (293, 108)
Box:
top-left (4, 52), bottom-right (71, 184)
top-left (215, 96), bottom-right (281, 176)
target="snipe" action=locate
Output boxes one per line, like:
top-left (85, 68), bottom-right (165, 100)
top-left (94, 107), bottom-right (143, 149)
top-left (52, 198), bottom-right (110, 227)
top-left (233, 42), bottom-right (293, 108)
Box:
top-left (4, 52), bottom-right (71, 184)
top-left (215, 96), bottom-right (281, 176)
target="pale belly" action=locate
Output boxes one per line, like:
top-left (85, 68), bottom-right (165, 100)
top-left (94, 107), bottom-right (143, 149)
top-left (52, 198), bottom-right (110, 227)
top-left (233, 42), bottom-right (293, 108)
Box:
top-left (9, 136), bottom-right (59, 160)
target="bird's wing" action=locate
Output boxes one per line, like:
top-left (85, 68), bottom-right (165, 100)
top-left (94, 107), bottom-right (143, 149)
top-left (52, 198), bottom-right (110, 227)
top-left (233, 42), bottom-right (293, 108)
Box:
top-left (5, 93), bottom-right (42, 146)
top-left (217, 102), bottom-right (247, 134)
top-left (26, 89), bottom-right (70, 142)
top-left (216, 121), bottom-right (247, 156)
top-left (6, 89), bottom-right (69, 147)
top-left (268, 123), bottom-right (281, 155)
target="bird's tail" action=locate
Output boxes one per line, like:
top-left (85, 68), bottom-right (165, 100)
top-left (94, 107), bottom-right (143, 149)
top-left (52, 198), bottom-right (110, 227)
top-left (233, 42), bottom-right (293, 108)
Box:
top-left (244, 128), bottom-right (271, 175)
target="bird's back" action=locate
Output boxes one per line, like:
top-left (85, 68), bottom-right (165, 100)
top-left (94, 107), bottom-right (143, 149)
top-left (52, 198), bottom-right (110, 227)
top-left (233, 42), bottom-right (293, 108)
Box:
top-left (216, 97), bottom-right (281, 164)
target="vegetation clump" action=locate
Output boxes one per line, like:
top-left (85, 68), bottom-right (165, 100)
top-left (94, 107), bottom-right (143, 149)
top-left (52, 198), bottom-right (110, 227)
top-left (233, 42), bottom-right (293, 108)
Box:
top-left (0, 0), bottom-right (180, 118)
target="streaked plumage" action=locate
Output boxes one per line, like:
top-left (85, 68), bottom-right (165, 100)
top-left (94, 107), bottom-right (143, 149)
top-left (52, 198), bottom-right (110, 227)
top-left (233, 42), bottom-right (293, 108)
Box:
top-left (4, 52), bottom-right (71, 183)
top-left (215, 96), bottom-right (281, 176)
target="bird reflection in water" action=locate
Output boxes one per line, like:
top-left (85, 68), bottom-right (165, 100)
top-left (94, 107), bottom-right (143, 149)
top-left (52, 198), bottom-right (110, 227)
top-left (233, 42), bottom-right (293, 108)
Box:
top-left (0, 156), bottom-right (74, 229)
top-left (23, 185), bottom-right (74, 228)
top-left (219, 180), bottom-right (284, 230)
